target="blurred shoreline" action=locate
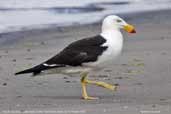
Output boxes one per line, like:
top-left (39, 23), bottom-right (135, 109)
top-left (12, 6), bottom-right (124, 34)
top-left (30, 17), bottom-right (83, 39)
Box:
top-left (0, 9), bottom-right (171, 46)
top-left (1, 0), bottom-right (171, 34)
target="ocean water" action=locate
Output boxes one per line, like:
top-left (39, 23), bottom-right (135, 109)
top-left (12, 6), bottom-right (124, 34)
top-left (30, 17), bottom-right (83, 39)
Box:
top-left (0, 0), bottom-right (171, 33)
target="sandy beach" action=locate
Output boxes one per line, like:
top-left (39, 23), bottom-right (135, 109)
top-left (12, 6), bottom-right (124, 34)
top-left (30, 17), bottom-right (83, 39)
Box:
top-left (0, 9), bottom-right (171, 114)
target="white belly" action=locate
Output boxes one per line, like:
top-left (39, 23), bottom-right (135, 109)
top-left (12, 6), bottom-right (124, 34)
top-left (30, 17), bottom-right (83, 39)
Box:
top-left (40, 66), bottom-right (92, 76)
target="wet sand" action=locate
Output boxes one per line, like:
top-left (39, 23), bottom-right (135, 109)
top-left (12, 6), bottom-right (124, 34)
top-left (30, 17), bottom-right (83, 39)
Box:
top-left (0, 10), bottom-right (171, 114)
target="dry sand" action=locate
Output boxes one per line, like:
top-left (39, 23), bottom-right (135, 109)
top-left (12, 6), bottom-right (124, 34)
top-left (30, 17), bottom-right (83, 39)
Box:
top-left (0, 10), bottom-right (171, 114)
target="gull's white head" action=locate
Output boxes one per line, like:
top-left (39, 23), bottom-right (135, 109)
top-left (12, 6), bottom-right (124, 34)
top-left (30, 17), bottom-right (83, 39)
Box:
top-left (102, 15), bottom-right (136, 33)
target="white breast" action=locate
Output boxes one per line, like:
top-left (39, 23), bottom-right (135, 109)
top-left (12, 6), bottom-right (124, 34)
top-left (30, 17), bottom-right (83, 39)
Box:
top-left (84, 31), bottom-right (123, 68)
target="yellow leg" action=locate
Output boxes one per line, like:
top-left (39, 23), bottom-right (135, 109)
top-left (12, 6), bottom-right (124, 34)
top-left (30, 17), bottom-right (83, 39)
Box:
top-left (81, 72), bottom-right (98, 100)
top-left (81, 72), bottom-right (118, 100)
top-left (86, 80), bottom-right (117, 91)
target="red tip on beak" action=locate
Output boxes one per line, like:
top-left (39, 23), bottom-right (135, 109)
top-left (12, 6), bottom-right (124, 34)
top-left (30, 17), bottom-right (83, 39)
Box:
top-left (130, 29), bottom-right (136, 33)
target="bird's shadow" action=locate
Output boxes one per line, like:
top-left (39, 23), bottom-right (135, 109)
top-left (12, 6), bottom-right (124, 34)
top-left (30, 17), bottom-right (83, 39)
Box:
top-left (33, 95), bottom-right (82, 100)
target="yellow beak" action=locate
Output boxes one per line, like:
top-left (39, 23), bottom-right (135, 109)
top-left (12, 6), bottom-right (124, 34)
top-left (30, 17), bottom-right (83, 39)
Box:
top-left (123, 24), bottom-right (136, 33)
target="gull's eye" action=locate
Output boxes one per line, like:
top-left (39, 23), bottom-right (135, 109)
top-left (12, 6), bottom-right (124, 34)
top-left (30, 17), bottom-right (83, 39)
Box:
top-left (116, 19), bottom-right (122, 23)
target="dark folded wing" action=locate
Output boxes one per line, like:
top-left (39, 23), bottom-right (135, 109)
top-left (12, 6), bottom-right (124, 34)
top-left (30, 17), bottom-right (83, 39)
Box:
top-left (44, 35), bottom-right (108, 66)
top-left (15, 35), bottom-right (108, 75)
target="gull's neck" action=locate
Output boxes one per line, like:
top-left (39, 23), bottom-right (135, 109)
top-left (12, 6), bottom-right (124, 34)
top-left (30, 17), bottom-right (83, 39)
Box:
top-left (100, 29), bottom-right (123, 41)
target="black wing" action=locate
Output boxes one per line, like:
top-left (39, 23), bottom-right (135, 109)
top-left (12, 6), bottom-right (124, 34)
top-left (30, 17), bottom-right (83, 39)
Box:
top-left (45, 35), bottom-right (108, 66)
top-left (15, 35), bottom-right (107, 75)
